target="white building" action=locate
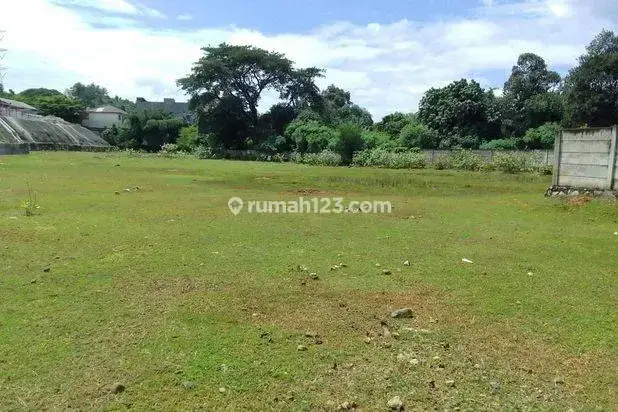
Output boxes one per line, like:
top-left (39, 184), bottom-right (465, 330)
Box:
top-left (82, 106), bottom-right (126, 131)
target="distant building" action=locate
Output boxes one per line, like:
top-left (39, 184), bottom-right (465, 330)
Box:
top-left (135, 97), bottom-right (192, 122)
top-left (82, 106), bottom-right (126, 131)
top-left (0, 97), bottom-right (38, 115)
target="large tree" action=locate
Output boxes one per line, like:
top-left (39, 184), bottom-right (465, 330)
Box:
top-left (564, 30), bottom-right (618, 127)
top-left (178, 43), bottom-right (322, 130)
top-left (501, 53), bottom-right (562, 136)
top-left (320, 85), bottom-right (373, 127)
top-left (417, 79), bottom-right (491, 144)
top-left (66, 82), bottom-right (109, 107)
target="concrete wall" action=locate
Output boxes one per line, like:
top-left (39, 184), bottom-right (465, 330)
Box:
top-left (553, 127), bottom-right (617, 190)
top-left (422, 149), bottom-right (553, 165)
top-left (82, 112), bottom-right (124, 130)
top-left (0, 143), bottom-right (29, 155)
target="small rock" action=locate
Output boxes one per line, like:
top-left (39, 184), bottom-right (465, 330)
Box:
top-left (473, 363), bottom-right (481, 369)
top-left (528, 271), bottom-right (534, 276)
top-left (387, 395), bottom-right (404, 411)
top-left (111, 383), bottom-right (125, 394)
top-left (382, 269), bottom-right (392, 275)
top-left (462, 258), bottom-right (473, 264)
top-left (123, 188), bottom-right (131, 192)
top-left (182, 380), bottom-right (197, 390)
top-left (446, 379), bottom-right (455, 388)
top-left (43, 267), bottom-right (50, 273)
top-left (297, 344), bottom-right (308, 351)
top-left (403, 260), bottom-right (410, 266)
top-left (340, 263), bottom-right (348, 267)
top-left (309, 273), bottom-right (319, 280)
top-left (363, 336), bottom-right (372, 344)
top-left (114, 191), bottom-right (120, 195)
top-left (553, 377), bottom-right (565, 385)
top-left (390, 308), bottom-right (414, 318)
top-left (375, 263), bottom-right (381, 267)
top-left (30, 279), bottom-right (38, 284)
top-left (219, 387), bottom-right (226, 393)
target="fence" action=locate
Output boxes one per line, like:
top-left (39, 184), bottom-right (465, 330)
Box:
top-left (423, 149), bottom-right (553, 165)
top-left (552, 126), bottom-right (617, 190)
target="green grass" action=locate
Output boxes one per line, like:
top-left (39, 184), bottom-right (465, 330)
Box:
top-left (0, 152), bottom-right (616, 410)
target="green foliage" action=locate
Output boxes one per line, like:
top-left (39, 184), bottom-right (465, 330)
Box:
top-left (522, 122), bottom-right (559, 149)
top-left (352, 148), bottom-right (426, 169)
top-left (492, 152), bottom-right (528, 174)
top-left (480, 138), bottom-right (520, 150)
top-left (177, 125), bottom-right (200, 152)
top-left (27, 94), bottom-right (85, 123)
top-left (198, 95), bottom-right (252, 150)
top-left (285, 118), bottom-right (337, 153)
top-left (360, 130), bottom-right (395, 149)
top-left (178, 43), bottom-right (322, 131)
top-left (564, 30), bottom-right (618, 127)
top-left (319, 85), bottom-right (373, 127)
top-left (332, 123), bottom-right (364, 164)
top-left (300, 149), bottom-right (342, 166)
top-left (66, 82), bottom-right (135, 111)
top-left (398, 123), bottom-right (439, 149)
top-left (449, 150), bottom-right (485, 171)
top-left (20, 184), bottom-right (39, 216)
top-left (503, 53), bottom-right (561, 104)
top-left (417, 79), bottom-right (492, 143)
top-left (113, 109), bottom-right (184, 151)
top-left (374, 112), bottom-right (415, 138)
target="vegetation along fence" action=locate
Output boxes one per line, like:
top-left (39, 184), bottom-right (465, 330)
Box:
top-left (553, 126), bottom-right (617, 190)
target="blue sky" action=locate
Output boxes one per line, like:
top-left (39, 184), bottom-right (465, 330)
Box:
top-left (1, 0), bottom-right (617, 119)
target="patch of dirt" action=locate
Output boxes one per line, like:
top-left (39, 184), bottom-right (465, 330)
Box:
top-left (568, 196), bottom-right (593, 206)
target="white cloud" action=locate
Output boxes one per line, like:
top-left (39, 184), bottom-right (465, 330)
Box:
top-left (176, 14), bottom-right (193, 21)
top-left (1, 0), bottom-right (616, 120)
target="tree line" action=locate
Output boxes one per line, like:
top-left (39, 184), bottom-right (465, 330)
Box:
top-left (1, 29), bottom-right (617, 156)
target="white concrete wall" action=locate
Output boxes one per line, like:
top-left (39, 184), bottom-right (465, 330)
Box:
top-left (82, 112), bottom-right (123, 130)
top-left (554, 127), bottom-right (617, 189)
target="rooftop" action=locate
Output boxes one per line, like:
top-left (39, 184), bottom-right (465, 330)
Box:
top-left (0, 97), bottom-right (38, 111)
top-left (86, 106), bottom-right (126, 114)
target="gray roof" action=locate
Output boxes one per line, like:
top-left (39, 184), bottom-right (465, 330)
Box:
top-left (0, 97), bottom-right (38, 111)
top-left (86, 105), bottom-right (126, 114)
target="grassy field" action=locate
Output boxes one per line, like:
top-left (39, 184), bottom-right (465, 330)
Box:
top-left (0, 152), bottom-right (616, 411)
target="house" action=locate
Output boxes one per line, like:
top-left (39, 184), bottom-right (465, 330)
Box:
top-left (135, 97), bottom-right (192, 122)
top-left (0, 97), bottom-right (39, 115)
top-left (82, 106), bottom-right (126, 131)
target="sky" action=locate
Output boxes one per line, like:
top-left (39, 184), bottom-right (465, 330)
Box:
top-left (0, 0), bottom-right (617, 120)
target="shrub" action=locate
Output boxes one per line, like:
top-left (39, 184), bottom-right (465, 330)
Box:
top-left (177, 125), bottom-right (200, 152)
top-left (361, 130), bottom-right (395, 149)
top-left (398, 123), bottom-right (439, 149)
top-left (522, 122), bottom-right (559, 149)
top-left (285, 120), bottom-right (338, 153)
top-left (160, 143), bottom-right (179, 154)
top-left (352, 148), bottom-right (426, 169)
top-left (433, 155), bottom-right (454, 170)
top-left (479, 138), bottom-right (520, 150)
top-left (332, 123), bottom-right (364, 164)
top-left (450, 150), bottom-right (485, 171)
top-left (302, 150), bottom-right (342, 166)
top-left (492, 152), bottom-right (528, 173)
top-left (194, 145), bottom-right (215, 159)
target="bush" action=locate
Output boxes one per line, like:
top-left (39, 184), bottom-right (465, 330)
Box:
top-left (194, 145), bottom-right (215, 159)
top-left (479, 138), bottom-right (520, 150)
top-left (352, 148), bottom-right (426, 169)
top-left (160, 143), bottom-right (179, 154)
top-left (302, 150), bottom-right (342, 166)
top-left (522, 122), bottom-right (559, 149)
top-left (450, 150), bottom-right (485, 171)
top-left (285, 119), bottom-right (338, 153)
top-left (177, 125), bottom-right (200, 152)
top-left (433, 155), bottom-right (454, 170)
top-left (361, 130), bottom-right (395, 149)
top-left (492, 152), bottom-right (528, 173)
top-left (398, 123), bottom-right (439, 149)
top-left (332, 123), bottom-right (364, 164)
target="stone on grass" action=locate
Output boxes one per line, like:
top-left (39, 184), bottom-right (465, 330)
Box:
top-left (382, 269), bottom-right (392, 275)
top-left (182, 380), bottom-right (197, 390)
top-left (297, 344), bottom-right (308, 351)
top-left (462, 258), bottom-right (473, 264)
top-left (111, 383), bottom-right (125, 394)
top-left (387, 395), bottom-right (404, 410)
top-left (390, 308), bottom-right (414, 318)
top-left (309, 273), bottom-right (319, 280)
top-left (403, 260), bottom-right (410, 266)
top-left (446, 379), bottom-right (456, 388)
top-left (219, 387), bottom-right (226, 393)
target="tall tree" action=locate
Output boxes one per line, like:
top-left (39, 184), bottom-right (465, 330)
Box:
top-left (320, 85), bottom-right (373, 127)
top-left (564, 30), bottom-right (618, 127)
top-left (178, 43), bottom-right (322, 129)
top-left (502, 53), bottom-right (562, 136)
top-left (417, 79), bottom-right (490, 144)
top-left (66, 82), bottom-right (110, 108)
